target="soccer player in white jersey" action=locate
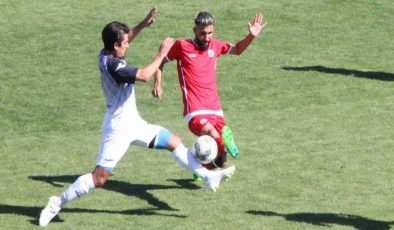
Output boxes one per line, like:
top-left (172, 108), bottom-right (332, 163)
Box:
top-left (39, 7), bottom-right (235, 227)
top-left (153, 11), bottom-right (266, 171)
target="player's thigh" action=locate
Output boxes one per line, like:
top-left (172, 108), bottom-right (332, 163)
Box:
top-left (188, 115), bottom-right (210, 136)
top-left (214, 116), bottom-right (226, 134)
top-left (96, 130), bottom-right (131, 170)
top-left (189, 115), bottom-right (223, 137)
top-left (130, 120), bottom-right (164, 148)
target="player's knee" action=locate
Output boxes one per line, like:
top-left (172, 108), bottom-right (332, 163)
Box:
top-left (170, 134), bottom-right (182, 147)
top-left (95, 176), bottom-right (107, 188)
top-left (201, 123), bottom-right (219, 137)
top-left (92, 169), bottom-right (110, 188)
top-left (164, 133), bottom-right (183, 151)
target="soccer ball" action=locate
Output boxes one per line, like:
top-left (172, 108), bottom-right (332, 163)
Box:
top-left (192, 135), bottom-right (218, 164)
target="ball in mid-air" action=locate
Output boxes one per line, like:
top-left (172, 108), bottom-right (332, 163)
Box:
top-left (192, 135), bottom-right (218, 164)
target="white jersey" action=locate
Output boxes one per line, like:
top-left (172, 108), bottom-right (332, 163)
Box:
top-left (99, 49), bottom-right (141, 130)
top-left (96, 50), bottom-right (164, 170)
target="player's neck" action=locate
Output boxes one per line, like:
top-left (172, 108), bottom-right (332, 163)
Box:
top-left (192, 39), bottom-right (209, 50)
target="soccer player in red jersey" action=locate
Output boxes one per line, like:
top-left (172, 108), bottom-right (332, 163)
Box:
top-left (153, 11), bottom-right (266, 170)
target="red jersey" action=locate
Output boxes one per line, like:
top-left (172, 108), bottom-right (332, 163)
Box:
top-left (166, 38), bottom-right (232, 121)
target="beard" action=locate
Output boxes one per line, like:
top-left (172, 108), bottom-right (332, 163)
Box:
top-left (194, 39), bottom-right (209, 50)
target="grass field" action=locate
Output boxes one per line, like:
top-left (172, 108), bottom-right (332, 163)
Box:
top-left (1, 0), bottom-right (393, 229)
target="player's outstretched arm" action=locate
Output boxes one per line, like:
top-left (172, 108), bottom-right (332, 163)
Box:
top-left (136, 38), bottom-right (174, 82)
top-left (229, 12), bottom-right (267, 55)
top-left (128, 7), bottom-right (157, 43)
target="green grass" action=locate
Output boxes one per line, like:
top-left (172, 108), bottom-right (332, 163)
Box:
top-left (1, 0), bottom-right (393, 229)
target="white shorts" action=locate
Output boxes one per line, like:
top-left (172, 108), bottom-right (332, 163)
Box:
top-left (96, 118), bottom-right (164, 170)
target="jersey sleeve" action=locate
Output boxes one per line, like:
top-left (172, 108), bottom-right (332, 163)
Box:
top-left (107, 58), bottom-right (138, 84)
top-left (218, 40), bottom-right (233, 56)
top-left (166, 40), bottom-right (181, 61)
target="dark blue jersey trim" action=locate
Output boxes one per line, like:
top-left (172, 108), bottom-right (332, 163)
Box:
top-left (107, 57), bottom-right (138, 84)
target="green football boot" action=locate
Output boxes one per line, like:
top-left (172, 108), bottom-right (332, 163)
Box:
top-left (192, 173), bottom-right (203, 182)
top-left (222, 126), bottom-right (239, 158)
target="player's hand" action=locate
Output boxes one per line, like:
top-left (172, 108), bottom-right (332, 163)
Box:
top-left (152, 87), bottom-right (163, 99)
top-left (159, 37), bottom-right (174, 56)
top-left (143, 6), bottom-right (157, 27)
top-left (248, 13), bottom-right (266, 37)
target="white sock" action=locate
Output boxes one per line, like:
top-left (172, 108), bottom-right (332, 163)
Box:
top-left (60, 173), bottom-right (95, 207)
top-left (172, 144), bottom-right (211, 178)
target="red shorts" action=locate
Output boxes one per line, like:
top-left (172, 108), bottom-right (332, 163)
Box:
top-left (188, 114), bottom-right (226, 137)
top-left (188, 114), bottom-right (227, 169)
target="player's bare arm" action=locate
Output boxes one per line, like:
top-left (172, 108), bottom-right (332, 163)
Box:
top-left (152, 67), bottom-right (163, 99)
top-left (136, 37), bottom-right (174, 82)
top-left (152, 59), bottom-right (170, 99)
top-left (128, 7), bottom-right (158, 43)
top-left (229, 12), bottom-right (267, 55)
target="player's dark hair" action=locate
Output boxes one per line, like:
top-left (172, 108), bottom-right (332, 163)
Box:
top-left (102, 21), bottom-right (130, 51)
top-left (194, 11), bottom-right (215, 26)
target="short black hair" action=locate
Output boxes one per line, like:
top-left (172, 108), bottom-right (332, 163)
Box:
top-left (102, 21), bottom-right (129, 51)
top-left (194, 11), bottom-right (215, 26)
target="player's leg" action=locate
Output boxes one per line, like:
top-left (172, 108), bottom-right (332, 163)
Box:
top-left (160, 130), bottom-right (235, 192)
top-left (39, 168), bottom-right (111, 227)
top-left (200, 122), bottom-right (227, 168)
top-left (188, 115), bottom-right (228, 169)
top-left (133, 122), bottom-right (235, 191)
top-left (39, 130), bottom-right (130, 226)
top-left (136, 126), bottom-right (209, 176)
top-left (39, 172), bottom-right (97, 227)
top-left (212, 115), bottom-right (239, 158)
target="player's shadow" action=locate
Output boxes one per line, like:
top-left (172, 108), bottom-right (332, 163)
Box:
top-left (29, 175), bottom-right (200, 212)
top-left (282, 65), bottom-right (394, 81)
top-left (17, 174), bottom-right (200, 225)
top-left (247, 210), bottom-right (394, 230)
top-left (0, 204), bottom-right (186, 226)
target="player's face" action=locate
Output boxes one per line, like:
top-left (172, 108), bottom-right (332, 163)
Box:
top-left (194, 25), bottom-right (214, 50)
top-left (114, 33), bottom-right (129, 58)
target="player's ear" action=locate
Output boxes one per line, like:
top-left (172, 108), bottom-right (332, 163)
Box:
top-left (114, 42), bottom-right (121, 51)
